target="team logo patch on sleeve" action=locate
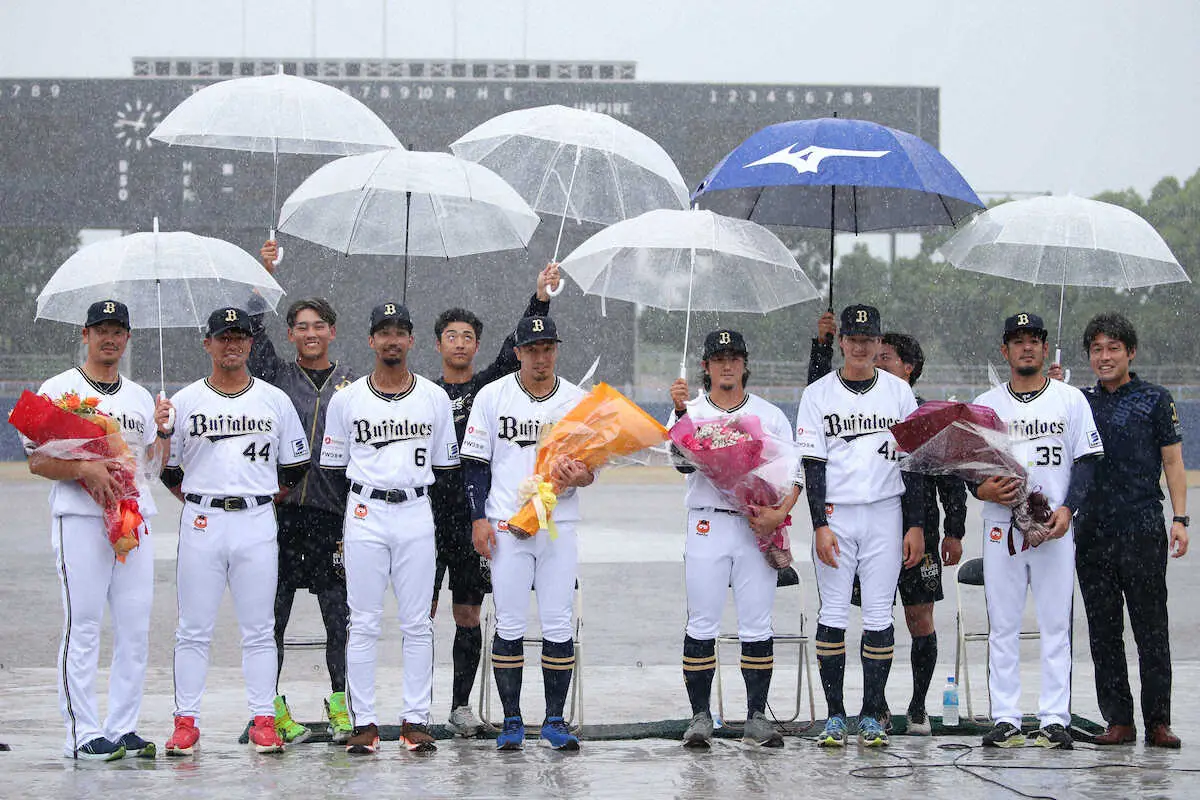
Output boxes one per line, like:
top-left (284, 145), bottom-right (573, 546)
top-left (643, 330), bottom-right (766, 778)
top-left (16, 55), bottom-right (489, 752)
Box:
top-left (291, 437), bottom-right (309, 458)
top-left (1088, 430), bottom-right (1102, 448)
top-left (989, 526), bottom-right (1003, 543)
top-left (353, 504), bottom-right (368, 519)
top-left (696, 519), bottom-right (710, 535)
top-left (447, 442), bottom-right (459, 460)
top-left (193, 514), bottom-right (208, 530)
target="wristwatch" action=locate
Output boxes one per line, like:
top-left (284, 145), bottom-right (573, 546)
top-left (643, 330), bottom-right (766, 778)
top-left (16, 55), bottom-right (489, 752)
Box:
top-left (1173, 515), bottom-right (1189, 527)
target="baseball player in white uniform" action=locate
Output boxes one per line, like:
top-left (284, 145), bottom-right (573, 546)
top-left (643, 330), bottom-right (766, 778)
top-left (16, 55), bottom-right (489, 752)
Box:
top-left (972, 312), bottom-right (1103, 750)
top-left (668, 329), bottom-right (799, 749)
top-left (319, 302), bottom-right (459, 755)
top-left (26, 300), bottom-right (172, 761)
top-left (160, 307), bottom-right (310, 756)
top-left (463, 315), bottom-right (593, 752)
top-left (796, 304), bottom-right (925, 748)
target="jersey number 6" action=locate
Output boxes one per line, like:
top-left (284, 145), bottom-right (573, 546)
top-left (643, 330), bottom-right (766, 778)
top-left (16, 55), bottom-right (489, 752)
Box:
top-left (414, 447), bottom-right (427, 467)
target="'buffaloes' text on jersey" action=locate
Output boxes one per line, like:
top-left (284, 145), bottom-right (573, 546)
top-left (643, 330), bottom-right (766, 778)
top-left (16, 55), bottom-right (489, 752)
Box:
top-left (167, 377), bottom-right (310, 496)
top-left (319, 374), bottom-right (459, 487)
top-left (796, 369), bottom-right (918, 505)
top-left (460, 373), bottom-right (586, 523)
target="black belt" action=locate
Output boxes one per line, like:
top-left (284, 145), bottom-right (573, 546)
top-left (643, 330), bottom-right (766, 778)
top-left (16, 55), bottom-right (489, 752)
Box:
top-left (350, 482), bottom-right (426, 504)
top-left (185, 494), bottom-right (273, 511)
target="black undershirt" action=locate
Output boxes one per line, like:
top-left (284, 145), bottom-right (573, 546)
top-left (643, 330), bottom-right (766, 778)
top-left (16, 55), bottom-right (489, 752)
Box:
top-left (300, 364), bottom-right (336, 391)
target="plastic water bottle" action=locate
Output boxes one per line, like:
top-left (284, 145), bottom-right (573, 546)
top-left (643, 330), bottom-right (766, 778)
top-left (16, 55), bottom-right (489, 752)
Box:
top-left (942, 676), bottom-right (960, 727)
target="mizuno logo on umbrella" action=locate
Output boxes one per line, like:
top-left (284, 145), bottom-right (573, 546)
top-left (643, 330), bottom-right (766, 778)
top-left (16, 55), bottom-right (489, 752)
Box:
top-left (743, 144), bottom-right (890, 175)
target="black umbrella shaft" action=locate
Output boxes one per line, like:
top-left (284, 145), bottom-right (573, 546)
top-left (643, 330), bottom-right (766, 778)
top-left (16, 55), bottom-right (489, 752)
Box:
top-left (403, 190), bottom-right (411, 305)
top-left (828, 183), bottom-right (835, 317)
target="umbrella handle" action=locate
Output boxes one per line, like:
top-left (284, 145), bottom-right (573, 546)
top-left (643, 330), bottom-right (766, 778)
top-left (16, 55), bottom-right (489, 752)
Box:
top-left (546, 280), bottom-right (565, 298)
top-left (269, 229), bottom-right (283, 267)
top-left (158, 391), bottom-right (176, 432)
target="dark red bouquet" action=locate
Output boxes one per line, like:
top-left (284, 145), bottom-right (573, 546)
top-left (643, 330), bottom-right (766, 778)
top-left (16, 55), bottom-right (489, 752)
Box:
top-left (891, 401), bottom-right (1051, 547)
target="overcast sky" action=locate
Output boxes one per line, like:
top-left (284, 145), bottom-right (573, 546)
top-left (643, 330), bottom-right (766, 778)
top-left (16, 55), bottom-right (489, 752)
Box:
top-left (1, 0), bottom-right (1198, 199)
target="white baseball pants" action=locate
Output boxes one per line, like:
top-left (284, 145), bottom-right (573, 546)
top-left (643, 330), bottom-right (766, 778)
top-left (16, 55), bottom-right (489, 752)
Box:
top-left (684, 509), bottom-right (776, 642)
top-left (491, 519), bottom-right (577, 643)
top-left (173, 501), bottom-right (278, 721)
top-left (813, 497), bottom-right (903, 631)
top-left (982, 516), bottom-right (1074, 728)
top-left (53, 514), bottom-right (154, 756)
top-left (343, 494), bottom-right (436, 727)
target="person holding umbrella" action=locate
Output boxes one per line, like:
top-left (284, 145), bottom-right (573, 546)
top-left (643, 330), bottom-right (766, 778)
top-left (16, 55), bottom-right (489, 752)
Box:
top-left (796, 304), bottom-right (925, 748)
top-left (24, 300), bottom-right (173, 761)
top-left (807, 313), bottom-right (966, 735)
top-left (429, 261), bottom-right (561, 738)
top-left (1074, 313), bottom-right (1186, 749)
top-left (668, 329), bottom-right (798, 749)
top-left (248, 240), bottom-right (357, 746)
top-left (160, 307), bottom-right (311, 755)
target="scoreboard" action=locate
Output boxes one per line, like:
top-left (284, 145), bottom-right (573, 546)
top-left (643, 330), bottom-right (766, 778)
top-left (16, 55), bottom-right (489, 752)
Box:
top-left (0, 75), bottom-right (938, 383)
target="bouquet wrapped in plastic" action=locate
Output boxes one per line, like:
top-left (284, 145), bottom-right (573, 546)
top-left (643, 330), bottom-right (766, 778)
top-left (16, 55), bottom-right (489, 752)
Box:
top-left (9, 389), bottom-right (144, 560)
top-left (668, 414), bottom-right (799, 569)
top-left (891, 401), bottom-right (1051, 549)
top-left (507, 383), bottom-right (670, 538)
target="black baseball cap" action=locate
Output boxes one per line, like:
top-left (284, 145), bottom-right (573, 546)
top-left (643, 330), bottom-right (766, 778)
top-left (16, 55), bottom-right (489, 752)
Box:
top-left (369, 302), bottom-right (412, 334)
top-left (206, 306), bottom-right (253, 337)
top-left (513, 315), bottom-right (561, 347)
top-left (840, 304), bottom-right (882, 337)
top-left (1003, 312), bottom-right (1047, 342)
top-left (84, 299), bottom-right (130, 330)
top-left (702, 329), bottom-right (749, 360)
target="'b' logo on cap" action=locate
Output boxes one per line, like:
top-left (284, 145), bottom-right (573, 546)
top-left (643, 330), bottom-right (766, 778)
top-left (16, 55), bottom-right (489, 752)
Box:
top-left (103, 301), bottom-right (116, 314)
top-left (718, 331), bottom-right (731, 344)
top-left (225, 309), bottom-right (238, 322)
top-left (856, 310), bottom-right (868, 323)
top-left (1017, 313), bottom-right (1029, 326)
top-left (532, 319), bottom-right (544, 332)
top-left (384, 303), bottom-right (396, 315)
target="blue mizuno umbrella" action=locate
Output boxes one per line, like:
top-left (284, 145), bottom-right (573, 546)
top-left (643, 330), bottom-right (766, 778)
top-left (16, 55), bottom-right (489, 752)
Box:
top-left (692, 117), bottom-right (984, 309)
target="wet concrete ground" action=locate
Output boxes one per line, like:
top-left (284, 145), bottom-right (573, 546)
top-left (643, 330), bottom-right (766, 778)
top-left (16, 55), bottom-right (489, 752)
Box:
top-left (2, 465), bottom-right (1199, 799)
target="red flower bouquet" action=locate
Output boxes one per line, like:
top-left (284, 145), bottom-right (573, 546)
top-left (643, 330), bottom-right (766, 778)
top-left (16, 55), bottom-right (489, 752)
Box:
top-left (891, 401), bottom-right (1051, 548)
top-left (669, 414), bottom-right (798, 568)
top-left (9, 389), bottom-right (144, 561)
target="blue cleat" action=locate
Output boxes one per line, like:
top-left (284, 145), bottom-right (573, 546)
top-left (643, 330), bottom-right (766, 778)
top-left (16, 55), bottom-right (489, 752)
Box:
top-left (496, 716), bottom-right (525, 751)
top-left (72, 736), bottom-right (126, 761)
top-left (817, 715), bottom-right (848, 747)
top-left (116, 732), bottom-right (156, 758)
top-left (857, 715), bottom-right (889, 747)
top-left (539, 717), bottom-right (580, 751)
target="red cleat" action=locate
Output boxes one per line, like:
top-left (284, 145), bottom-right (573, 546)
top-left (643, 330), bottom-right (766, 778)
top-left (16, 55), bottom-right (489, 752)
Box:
top-left (249, 715), bottom-right (285, 753)
top-left (165, 716), bottom-right (199, 756)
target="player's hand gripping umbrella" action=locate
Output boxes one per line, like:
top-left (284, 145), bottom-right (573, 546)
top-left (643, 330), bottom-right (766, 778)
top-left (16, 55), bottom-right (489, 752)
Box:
top-left (36, 218), bottom-right (284, 398)
top-left (150, 67), bottom-right (401, 265)
top-left (276, 148), bottom-right (541, 303)
top-left (937, 194), bottom-right (1190, 364)
top-left (450, 104), bottom-right (689, 293)
top-left (557, 207), bottom-right (820, 377)
top-left (691, 116), bottom-right (984, 312)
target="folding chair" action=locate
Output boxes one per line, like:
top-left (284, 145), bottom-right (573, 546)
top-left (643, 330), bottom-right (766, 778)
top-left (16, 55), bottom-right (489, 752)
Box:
top-left (478, 580), bottom-right (584, 732)
top-left (954, 557), bottom-right (1040, 723)
top-left (713, 566), bottom-right (817, 726)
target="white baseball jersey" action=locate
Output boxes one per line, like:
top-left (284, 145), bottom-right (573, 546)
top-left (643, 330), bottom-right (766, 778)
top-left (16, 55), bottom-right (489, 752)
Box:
top-left (796, 369), bottom-right (918, 504)
top-left (973, 378), bottom-right (1104, 517)
top-left (167, 377), bottom-right (309, 496)
top-left (461, 374), bottom-right (586, 523)
top-left (319, 374), bottom-right (459, 485)
top-left (668, 392), bottom-right (796, 510)
top-left (28, 367), bottom-right (159, 518)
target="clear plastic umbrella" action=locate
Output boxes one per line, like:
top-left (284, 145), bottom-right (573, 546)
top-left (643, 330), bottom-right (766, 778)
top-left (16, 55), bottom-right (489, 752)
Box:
top-left (277, 149), bottom-right (540, 302)
top-left (558, 208), bottom-right (820, 377)
top-left (150, 69), bottom-right (402, 262)
top-left (450, 104), bottom-right (689, 268)
top-left (938, 194), bottom-right (1190, 360)
top-left (36, 218), bottom-right (284, 393)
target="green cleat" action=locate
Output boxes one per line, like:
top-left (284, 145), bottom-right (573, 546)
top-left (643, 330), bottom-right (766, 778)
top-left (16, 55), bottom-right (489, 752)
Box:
top-left (273, 695), bottom-right (312, 744)
top-left (325, 692), bottom-right (353, 744)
